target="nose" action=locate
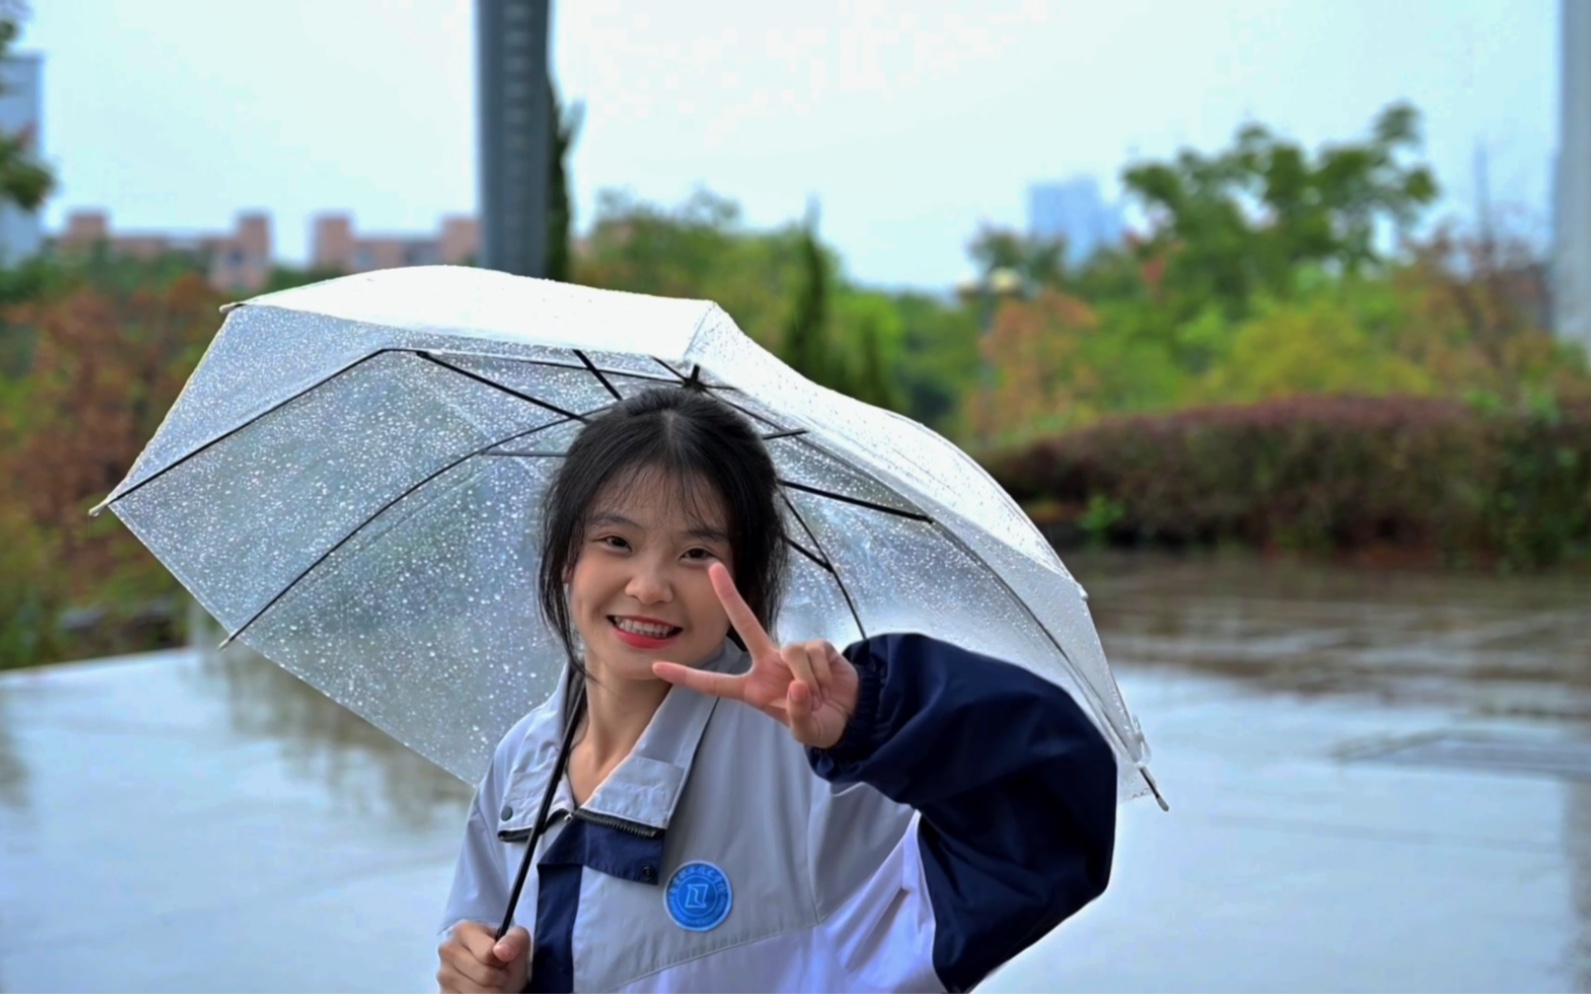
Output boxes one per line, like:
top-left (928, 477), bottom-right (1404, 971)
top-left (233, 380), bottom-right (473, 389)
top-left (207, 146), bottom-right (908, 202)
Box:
top-left (625, 559), bottom-right (674, 605)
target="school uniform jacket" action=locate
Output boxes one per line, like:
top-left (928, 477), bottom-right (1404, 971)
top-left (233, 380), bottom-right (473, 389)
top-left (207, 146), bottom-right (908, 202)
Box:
top-left (439, 632), bottom-right (1118, 993)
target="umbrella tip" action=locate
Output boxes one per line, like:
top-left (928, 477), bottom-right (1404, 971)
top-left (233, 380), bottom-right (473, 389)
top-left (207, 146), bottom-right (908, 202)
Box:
top-left (1138, 763), bottom-right (1170, 812)
top-left (217, 633), bottom-right (236, 650)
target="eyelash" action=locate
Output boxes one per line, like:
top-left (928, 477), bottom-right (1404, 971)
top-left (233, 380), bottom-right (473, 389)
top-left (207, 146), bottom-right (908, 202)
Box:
top-left (593, 536), bottom-right (716, 562)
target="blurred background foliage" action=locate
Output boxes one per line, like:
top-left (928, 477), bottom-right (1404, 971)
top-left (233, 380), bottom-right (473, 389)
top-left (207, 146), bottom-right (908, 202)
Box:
top-left (3, 94), bottom-right (1589, 669)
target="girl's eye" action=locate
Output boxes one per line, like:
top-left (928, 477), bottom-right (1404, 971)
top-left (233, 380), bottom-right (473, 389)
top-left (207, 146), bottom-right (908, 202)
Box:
top-left (596, 535), bottom-right (629, 550)
top-left (683, 547), bottom-right (716, 561)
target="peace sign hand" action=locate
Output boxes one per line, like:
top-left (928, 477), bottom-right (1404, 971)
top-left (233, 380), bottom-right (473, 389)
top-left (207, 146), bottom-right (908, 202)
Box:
top-left (652, 563), bottom-right (859, 750)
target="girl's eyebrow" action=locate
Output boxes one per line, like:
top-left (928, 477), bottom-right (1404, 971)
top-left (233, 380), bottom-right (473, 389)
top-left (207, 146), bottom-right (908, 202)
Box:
top-left (589, 513), bottom-right (727, 544)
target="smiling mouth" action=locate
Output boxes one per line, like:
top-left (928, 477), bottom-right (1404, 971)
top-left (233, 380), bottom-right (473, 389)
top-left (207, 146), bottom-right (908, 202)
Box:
top-left (609, 617), bottom-right (683, 639)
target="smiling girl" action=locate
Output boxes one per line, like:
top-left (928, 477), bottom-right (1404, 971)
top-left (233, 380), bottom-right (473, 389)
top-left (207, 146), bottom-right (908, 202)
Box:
top-left (436, 386), bottom-right (1118, 993)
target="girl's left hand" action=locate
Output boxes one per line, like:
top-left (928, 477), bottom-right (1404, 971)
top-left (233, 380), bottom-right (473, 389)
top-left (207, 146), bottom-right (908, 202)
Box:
top-left (653, 563), bottom-right (859, 749)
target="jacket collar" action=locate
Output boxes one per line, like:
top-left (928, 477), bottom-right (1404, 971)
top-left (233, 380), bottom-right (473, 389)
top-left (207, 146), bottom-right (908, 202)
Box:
top-left (497, 639), bottom-right (747, 836)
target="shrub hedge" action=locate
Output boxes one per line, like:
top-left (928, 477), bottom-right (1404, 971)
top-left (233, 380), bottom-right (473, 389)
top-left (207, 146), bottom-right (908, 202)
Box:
top-left (988, 396), bottom-right (1591, 570)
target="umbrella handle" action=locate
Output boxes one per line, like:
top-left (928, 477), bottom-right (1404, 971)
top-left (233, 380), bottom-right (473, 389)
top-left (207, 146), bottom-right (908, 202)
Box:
top-left (497, 676), bottom-right (586, 941)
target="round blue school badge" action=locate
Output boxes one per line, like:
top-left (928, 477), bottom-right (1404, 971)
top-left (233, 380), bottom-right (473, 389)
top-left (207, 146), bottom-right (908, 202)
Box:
top-left (664, 861), bottom-right (732, 932)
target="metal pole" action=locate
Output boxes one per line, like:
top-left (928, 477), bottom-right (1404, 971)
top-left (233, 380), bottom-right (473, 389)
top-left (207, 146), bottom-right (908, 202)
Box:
top-left (1554, 0), bottom-right (1591, 355)
top-left (477, 0), bottom-right (552, 277)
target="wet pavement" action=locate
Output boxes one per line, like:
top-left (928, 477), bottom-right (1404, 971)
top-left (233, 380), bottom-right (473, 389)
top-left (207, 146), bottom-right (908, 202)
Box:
top-left (2, 554), bottom-right (1589, 992)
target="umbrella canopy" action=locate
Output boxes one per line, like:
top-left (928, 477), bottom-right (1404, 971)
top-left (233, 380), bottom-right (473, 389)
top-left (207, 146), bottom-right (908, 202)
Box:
top-left (97, 266), bottom-right (1162, 806)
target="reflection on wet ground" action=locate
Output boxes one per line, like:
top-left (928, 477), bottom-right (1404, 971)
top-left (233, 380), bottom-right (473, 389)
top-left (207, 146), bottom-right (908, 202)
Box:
top-left (1075, 551), bottom-right (1591, 720)
top-left (0, 686), bottom-right (26, 812)
top-left (0, 640), bottom-right (469, 993)
top-left (1, 556), bottom-right (1589, 992)
top-left (186, 616), bottom-right (471, 831)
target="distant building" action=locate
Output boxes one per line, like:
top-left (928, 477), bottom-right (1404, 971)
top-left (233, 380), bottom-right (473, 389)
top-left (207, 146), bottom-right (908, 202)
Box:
top-left (49, 210), bottom-right (481, 291)
top-left (0, 53), bottom-right (44, 266)
top-left (1027, 176), bottom-right (1125, 267)
top-left (53, 210), bottom-right (273, 293)
top-left (1554, 0), bottom-right (1591, 355)
top-left (310, 214), bottom-right (479, 273)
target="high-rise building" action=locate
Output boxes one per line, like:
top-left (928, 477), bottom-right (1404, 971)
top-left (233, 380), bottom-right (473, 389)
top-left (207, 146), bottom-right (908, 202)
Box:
top-left (0, 53), bottom-right (43, 266)
top-left (1554, 0), bottom-right (1591, 355)
top-left (1027, 176), bottom-right (1125, 267)
top-left (477, 0), bottom-right (551, 277)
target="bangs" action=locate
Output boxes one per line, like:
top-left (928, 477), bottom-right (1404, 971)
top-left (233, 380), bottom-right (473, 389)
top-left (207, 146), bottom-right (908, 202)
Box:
top-left (586, 463), bottom-right (731, 543)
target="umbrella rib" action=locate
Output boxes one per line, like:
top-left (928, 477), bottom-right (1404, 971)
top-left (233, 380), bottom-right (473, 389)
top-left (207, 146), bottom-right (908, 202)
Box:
top-left (220, 417), bottom-right (578, 648)
top-left (100, 350), bottom-right (674, 514)
top-left (419, 352), bottom-right (591, 422)
top-left (574, 350), bottom-right (622, 401)
top-left (761, 428), bottom-right (808, 441)
top-left (98, 348), bottom-right (405, 511)
top-left (652, 357), bottom-right (741, 391)
top-left (781, 534), bottom-right (832, 573)
top-left (652, 357), bottom-right (690, 382)
top-left (481, 450), bottom-right (567, 459)
top-left (710, 394), bottom-right (809, 441)
top-left (599, 370), bottom-right (677, 384)
top-left (780, 494), bottom-right (868, 641)
top-left (431, 351), bottom-right (679, 386)
top-left (779, 479), bottom-right (931, 522)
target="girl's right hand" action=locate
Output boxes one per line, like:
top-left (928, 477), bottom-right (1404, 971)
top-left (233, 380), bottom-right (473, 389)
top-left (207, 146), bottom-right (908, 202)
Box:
top-left (653, 562), bottom-right (858, 750)
top-left (437, 922), bottom-right (530, 994)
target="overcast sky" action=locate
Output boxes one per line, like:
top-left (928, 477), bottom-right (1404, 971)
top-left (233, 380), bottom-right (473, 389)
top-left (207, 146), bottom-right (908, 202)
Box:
top-left (25, 0), bottom-right (1561, 289)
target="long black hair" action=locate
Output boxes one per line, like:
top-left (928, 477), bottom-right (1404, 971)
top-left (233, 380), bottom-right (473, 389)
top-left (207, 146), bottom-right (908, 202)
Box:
top-left (538, 386), bottom-right (789, 678)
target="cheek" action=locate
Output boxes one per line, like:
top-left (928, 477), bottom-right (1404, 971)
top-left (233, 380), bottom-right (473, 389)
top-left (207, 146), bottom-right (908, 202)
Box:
top-left (565, 558), bottom-right (600, 610)
top-left (692, 585), bottom-right (732, 632)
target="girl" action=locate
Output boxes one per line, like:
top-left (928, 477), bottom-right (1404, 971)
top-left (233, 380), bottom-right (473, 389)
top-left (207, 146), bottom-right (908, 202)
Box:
top-left (436, 386), bottom-right (1117, 993)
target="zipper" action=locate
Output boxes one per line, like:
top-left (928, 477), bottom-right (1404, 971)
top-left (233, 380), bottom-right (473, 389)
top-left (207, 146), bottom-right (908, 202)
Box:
top-left (498, 807), bottom-right (660, 842)
top-left (572, 808), bottom-right (661, 838)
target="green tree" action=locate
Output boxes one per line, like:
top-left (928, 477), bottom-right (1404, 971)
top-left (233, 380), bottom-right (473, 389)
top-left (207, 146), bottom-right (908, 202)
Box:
top-left (892, 292), bottom-right (980, 432)
top-left (1123, 102), bottom-right (1438, 320)
top-left (0, 13), bottom-right (51, 214)
top-left (572, 188), bottom-right (917, 413)
top-left (779, 203), bottom-right (830, 383)
top-left (575, 188), bottom-right (807, 347)
top-left (545, 82), bottom-right (584, 282)
top-left (1199, 291), bottom-right (1436, 404)
top-left (967, 226), bottom-right (1067, 290)
top-left (262, 264), bottom-right (347, 293)
top-left (829, 289), bottom-right (904, 411)
top-left (772, 205), bottom-right (905, 411)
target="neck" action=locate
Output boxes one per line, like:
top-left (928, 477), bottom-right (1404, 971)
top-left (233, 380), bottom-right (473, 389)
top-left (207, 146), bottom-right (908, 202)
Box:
top-left (576, 669), bottom-right (670, 768)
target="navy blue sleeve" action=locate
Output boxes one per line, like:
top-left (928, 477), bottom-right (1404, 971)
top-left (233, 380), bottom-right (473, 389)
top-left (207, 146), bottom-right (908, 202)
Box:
top-left (808, 632), bottom-right (1118, 994)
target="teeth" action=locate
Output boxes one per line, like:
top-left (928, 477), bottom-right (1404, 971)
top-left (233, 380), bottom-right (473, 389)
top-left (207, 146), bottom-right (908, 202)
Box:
top-left (614, 618), bottom-right (673, 638)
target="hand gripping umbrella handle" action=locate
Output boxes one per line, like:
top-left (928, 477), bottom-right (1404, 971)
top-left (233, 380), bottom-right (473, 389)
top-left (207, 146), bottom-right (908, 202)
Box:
top-left (497, 677), bottom-right (586, 941)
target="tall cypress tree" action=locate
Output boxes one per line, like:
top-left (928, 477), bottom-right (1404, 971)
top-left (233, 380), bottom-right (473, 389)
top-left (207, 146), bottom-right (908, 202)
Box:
top-left (781, 201), bottom-right (829, 383)
top-left (544, 81), bottom-right (583, 282)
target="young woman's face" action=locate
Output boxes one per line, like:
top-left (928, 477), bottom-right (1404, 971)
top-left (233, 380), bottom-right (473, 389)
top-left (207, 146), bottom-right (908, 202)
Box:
top-left (568, 470), bottom-right (735, 683)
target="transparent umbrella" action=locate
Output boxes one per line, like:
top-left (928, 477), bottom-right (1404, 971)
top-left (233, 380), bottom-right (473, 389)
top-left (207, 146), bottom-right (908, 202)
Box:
top-left (96, 266), bottom-right (1163, 808)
